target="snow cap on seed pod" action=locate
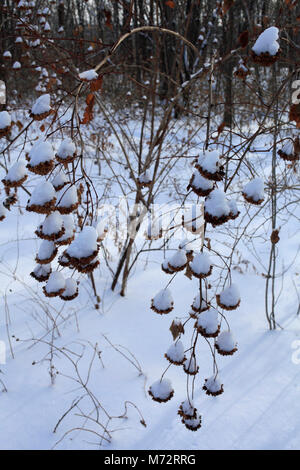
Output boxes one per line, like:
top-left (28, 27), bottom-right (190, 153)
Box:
top-left (178, 238), bottom-right (194, 256)
top-left (26, 181), bottom-right (56, 214)
top-left (252, 27), bottom-right (280, 55)
top-left (12, 61), bottom-right (21, 70)
top-left (178, 399), bottom-right (197, 420)
top-left (196, 308), bottom-right (220, 338)
top-left (216, 331), bottom-right (237, 356)
top-left (2, 160), bottom-right (27, 188)
top-left (60, 277), bottom-right (79, 301)
top-left (43, 271), bottom-right (65, 297)
top-left (95, 219), bottom-right (109, 242)
top-left (52, 170), bottom-right (68, 191)
top-left (195, 150), bottom-right (224, 181)
top-left (75, 254), bottom-right (100, 274)
top-left (277, 140), bottom-right (298, 161)
top-left (216, 284), bottom-right (240, 311)
top-left (56, 138), bottom-right (76, 163)
top-left (203, 375), bottom-right (224, 396)
top-left (151, 288), bottom-right (174, 314)
top-left (161, 258), bottom-right (174, 275)
top-left (3, 51), bottom-right (12, 59)
top-left (168, 249), bottom-right (187, 272)
top-left (0, 111), bottom-right (11, 137)
top-left (27, 141), bottom-right (55, 175)
top-left (56, 214), bottom-right (75, 245)
top-left (183, 355), bottom-right (199, 376)
top-left (191, 293), bottom-right (209, 313)
top-left (37, 211), bottom-right (64, 240)
top-left (165, 340), bottom-right (185, 365)
top-left (242, 178), bottom-right (264, 205)
top-left (204, 189), bottom-right (230, 226)
top-left (228, 199), bottom-right (240, 220)
top-left (30, 94), bottom-right (52, 120)
top-left (79, 69), bottom-right (98, 82)
top-left (148, 378), bottom-right (174, 403)
top-left (188, 171), bottom-right (214, 197)
top-left (182, 413), bottom-right (202, 431)
top-left (56, 185), bottom-right (79, 214)
top-left (189, 252), bottom-right (212, 279)
top-left (36, 240), bottom-right (57, 264)
top-left (30, 263), bottom-right (51, 282)
top-left (66, 226), bottom-right (98, 265)
top-left (138, 170), bottom-right (152, 188)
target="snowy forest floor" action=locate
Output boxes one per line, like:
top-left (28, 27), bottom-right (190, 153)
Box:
top-left (0, 107), bottom-right (299, 450)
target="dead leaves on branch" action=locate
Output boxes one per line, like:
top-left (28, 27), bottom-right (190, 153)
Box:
top-left (81, 93), bottom-right (95, 125)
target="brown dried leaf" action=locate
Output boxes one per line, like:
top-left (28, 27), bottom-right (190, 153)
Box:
top-left (169, 320), bottom-right (184, 341)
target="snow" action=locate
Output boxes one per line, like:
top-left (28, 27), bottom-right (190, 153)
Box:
top-left (216, 331), bottom-right (236, 352)
top-left (243, 178), bottom-right (264, 202)
top-left (37, 240), bottom-right (56, 261)
top-left (41, 211), bottom-right (63, 236)
top-left (190, 171), bottom-right (214, 190)
top-left (168, 249), bottom-right (187, 269)
top-left (31, 94), bottom-right (51, 115)
top-left (57, 215), bottom-right (75, 242)
top-left (67, 226), bottom-right (98, 259)
top-left (152, 288), bottom-right (174, 312)
top-left (57, 185), bottom-right (78, 209)
top-left (281, 140), bottom-right (294, 156)
top-left (62, 278), bottom-right (78, 297)
top-left (204, 376), bottom-right (223, 394)
top-left (178, 239), bottom-right (195, 253)
top-left (204, 189), bottom-right (230, 217)
top-left (28, 181), bottom-right (55, 206)
top-left (79, 69), bottom-right (98, 81)
top-left (52, 170), bottom-right (68, 189)
top-left (218, 284), bottom-right (240, 308)
top-left (32, 263), bottom-right (51, 277)
top-left (183, 356), bottom-right (198, 374)
top-left (45, 271), bottom-right (65, 294)
top-left (196, 309), bottom-right (219, 334)
top-left (138, 170), bottom-right (152, 184)
top-left (189, 252), bottom-right (212, 275)
top-left (28, 141), bottom-right (54, 165)
top-left (252, 27), bottom-right (279, 56)
top-left (57, 139), bottom-right (76, 159)
top-left (0, 111), bottom-right (11, 129)
top-left (149, 379), bottom-right (174, 400)
top-left (166, 341), bottom-right (185, 363)
top-left (179, 399), bottom-right (196, 417)
top-left (191, 294), bottom-right (208, 312)
top-left (197, 150), bottom-right (220, 174)
top-left (228, 199), bottom-right (239, 217)
top-left (4, 160), bottom-right (27, 182)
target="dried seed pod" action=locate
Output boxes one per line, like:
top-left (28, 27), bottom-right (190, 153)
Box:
top-left (203, 376), bottom-right (224, 396)
top-left (30, 263), bottom-right (52, 282)
top-left (189, 252), bottom-right (213, 279)
top-left (29, 94), bottom-right (52, 121)
top-left (60, 278), bottom-right (79, 301)
top-left (216, 284), bottom-right (240, 311)
top-left (215, 331), bottom-right (238, 356)
top-left (148, 378), bottom-right (174, 403)
top-left (165, 341), bottom-right (185, 366)
top-left (151, 288), bottom-right (174, 315)
top-left (43, 271), bottom-right (66, 298)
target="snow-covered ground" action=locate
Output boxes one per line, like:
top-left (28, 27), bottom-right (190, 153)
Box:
top-left (0, 107), bottom-right (299, 450)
